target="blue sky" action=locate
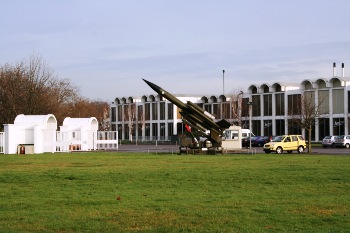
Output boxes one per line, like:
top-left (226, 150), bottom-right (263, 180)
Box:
top-left (1, 0), bottom-right (350, 101)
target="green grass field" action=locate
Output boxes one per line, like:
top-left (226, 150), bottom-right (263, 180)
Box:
top-left (0, 152), bottom-right (349, 232)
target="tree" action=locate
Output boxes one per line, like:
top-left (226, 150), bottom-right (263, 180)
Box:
top-left (0, 54), bottom-right (110, 130)
top-left (124, 103), bottom-right (136, 141)
top-left (137, 105), bottom-right (145, 141)
top-left (227, 91), bottom-right (244, 126)
top-left (0, 55), bottom-right (79, 128)
top-left (288, 91), bottom-right (324, 153)
top-left (60, 97), bottom-right (110, 130)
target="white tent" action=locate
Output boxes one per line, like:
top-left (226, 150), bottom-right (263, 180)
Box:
top-left (2, 115), bottom-right (117, 154)
top-left (58, 117), bottom-right (98, 151)
top-left (4, 114), bottom-right (57, 154)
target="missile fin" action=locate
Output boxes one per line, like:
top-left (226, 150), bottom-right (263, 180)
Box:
top-left (216, 119), bottom-right (231, 129)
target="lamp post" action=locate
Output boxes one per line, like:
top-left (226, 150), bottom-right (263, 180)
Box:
top-left (238, 91), bottom-right (243, 126)
top-left (222, 70), bottom-right (225, 95)
top-left (247, 101), bottom-right (253, 149)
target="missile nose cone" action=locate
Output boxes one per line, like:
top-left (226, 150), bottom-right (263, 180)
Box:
top-left (143, 79), bottom-right (162, 94)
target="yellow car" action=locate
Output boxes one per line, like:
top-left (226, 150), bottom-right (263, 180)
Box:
top-left (263, 135), bottom-right (306, 154)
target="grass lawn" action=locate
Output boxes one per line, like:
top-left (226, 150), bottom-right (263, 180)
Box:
top-left (0, 152), bottom-right (349, 232)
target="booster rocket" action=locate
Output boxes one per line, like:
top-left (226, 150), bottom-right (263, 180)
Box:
top-left (143, 79), bottom-right (231, 146)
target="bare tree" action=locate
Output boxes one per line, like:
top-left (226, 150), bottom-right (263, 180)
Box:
top-left (137, 105), bottom-right (145, 141)
top-left (64, 97), bottom-right (110, 130)
top-left (0, 54), bottom-right (109, 130)
top-left (288, 91), bottom-right (324, 153)
top-left (227, 91), bottom-right (244, 126)
top-left (124, 103), bottom-right (136, 141)
top-left (0, 63), bottom-right (27, 126)
top-left (0, 55), bottom-right (64, 127)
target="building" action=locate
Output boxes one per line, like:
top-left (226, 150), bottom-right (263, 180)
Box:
top-left (110, 65), bottom-right (350, 142)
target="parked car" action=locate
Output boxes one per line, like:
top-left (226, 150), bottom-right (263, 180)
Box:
top-left (241, 129), bottom-right (255, 139)
top-left (333, 135), bottom-right (350, 148)
top-left (251, 136), bottom-right (270, 147)
top-left (242, 137), bottom-right (252, 148)
top-left (263, 135), bottom-right (306, 154)
top-left (322, 136), bottom-right (337, 148)
top-left (242, 136), bottom-right (270, 147)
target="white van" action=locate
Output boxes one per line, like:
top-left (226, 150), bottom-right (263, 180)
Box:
top-left (241, 129), bottom-right (254, 139)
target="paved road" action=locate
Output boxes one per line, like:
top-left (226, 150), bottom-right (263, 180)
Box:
top-left (254, 146), bottom-right (350, 155)
top-left (116, 143), bottom-right (350, 155)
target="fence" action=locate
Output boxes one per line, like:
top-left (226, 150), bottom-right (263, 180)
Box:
top-left (132, 136), bottom-right (171, 142)
top-left (96, 131), bottom-right (118, 150)
top-left (0, 132), bottom-right (4, 154)
top-left (55, 131), bottom-right (83, 152)
top-left (0, 131), bottom-right (118, 154)
top-left (56, 131), bottom-right (118, 152)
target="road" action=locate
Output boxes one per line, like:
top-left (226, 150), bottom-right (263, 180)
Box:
top-left (254, 146), bottom-right (350, 155)
top-left (115, 143), bottom-right (349, 155)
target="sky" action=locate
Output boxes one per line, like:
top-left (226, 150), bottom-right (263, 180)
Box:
top-left (1, 0), bottom-right (350, 101)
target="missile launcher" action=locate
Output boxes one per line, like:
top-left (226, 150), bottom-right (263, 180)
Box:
top-left (143, 79), bottom-right (231, 153)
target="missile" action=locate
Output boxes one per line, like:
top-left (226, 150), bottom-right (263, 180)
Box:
top-left (143, 79), bottom-right (231, 144)
top-left (143, 79), bottom-right (186, 110)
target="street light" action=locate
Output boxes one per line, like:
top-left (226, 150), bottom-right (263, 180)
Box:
top-left (247, 101), bottom-right (253, 149)
top-left (222, 70), bottom-right (225, 95)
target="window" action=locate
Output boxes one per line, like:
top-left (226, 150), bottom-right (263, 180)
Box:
top-left (252, 120), bottom-right (261, 136)
top-left (288, 121), bottom-right (301, 135)
top-left (251, 86), bottom-right (258, 94)
top-left (224, 130), bottom-right (239, 141)
top-left (160, 123), bottom-right (165, 137)
top-left (275, 119), bottom-right (285, 136)
top-left (318, 90), bottom-right (329, 114)
top-left (117, 105), bottom-right (122, 121)
top-left (275, 93), bottom-right (285, 116)
top-left (137, 105), bottom-right (143, 122)
top-left (152, 103), bottom-right (158, 120)
top-left (111, 107), bottom-right (116, 122)
top-left (204, 104), bottom-right (212, 113)
top-left (252, 95), bottom-right (261, 117)
top-left (159, 102), bottom-right (165, 120)
top-left (263, 94), bottom-right (272, 116)
top-left (168, 103), bottom-right (173, 119)
top-left (212, 103), bottom-right (220, 118)
top-left (117, 124), bottom-right (122, 139)
top-left (288, 94), bottom-right (301, 115)
top-left (333, 117), bottom-right (345, 136)
top-left (318, 118), bottom-right (329, 140)
top-left (264, 120), bottom-right (272, 136)
top-left (263, 85), bottom-right (269, 93)
top-left (304, 82), bottom-right (312, 90)
top-left (333, 89), bottom-right (344, 114)
top-left (145, 103), bottom-right (150, 121)
top-left (168, 123), bottom-right (173, 136)
top-left (152, 123), bottom-right (157, 137)
top-left (145, 123), bottom-right (150, 137)
top-left (275, 84), bottom-right (282, 92)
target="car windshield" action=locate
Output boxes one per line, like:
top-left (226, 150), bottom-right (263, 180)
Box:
top-left (272, 136), bottom-right (283, 142)
top-left (324, 136), bottom-right (331, 139)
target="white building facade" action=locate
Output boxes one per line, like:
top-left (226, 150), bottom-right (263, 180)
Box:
top-left (110, 76), bottom-right (350, 143)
